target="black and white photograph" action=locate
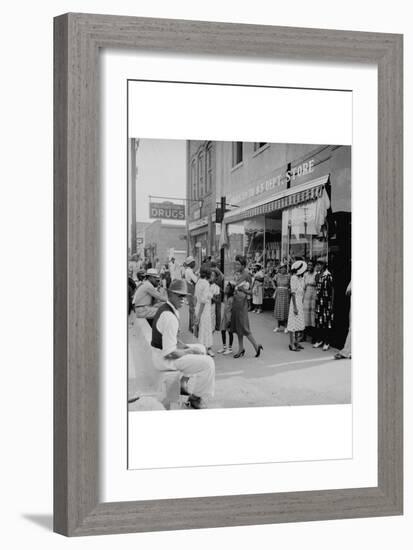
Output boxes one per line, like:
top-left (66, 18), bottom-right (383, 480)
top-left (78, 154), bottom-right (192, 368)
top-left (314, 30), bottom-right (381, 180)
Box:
top-left (128, 137), bottom-right (352, 412)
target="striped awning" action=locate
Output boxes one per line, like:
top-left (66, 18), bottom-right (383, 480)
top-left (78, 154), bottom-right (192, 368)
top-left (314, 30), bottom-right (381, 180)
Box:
top-left (223, 175), bottom-right (329, 224)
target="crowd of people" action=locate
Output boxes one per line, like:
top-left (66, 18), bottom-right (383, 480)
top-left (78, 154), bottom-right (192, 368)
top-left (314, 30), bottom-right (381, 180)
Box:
top-left (129, 253), bottom-right (351, 358)
top-left (128, 253), bottom-right (351, 408)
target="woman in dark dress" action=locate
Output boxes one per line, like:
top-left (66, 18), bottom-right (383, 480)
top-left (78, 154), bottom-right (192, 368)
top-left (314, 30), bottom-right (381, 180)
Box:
top-left (313, 259), bottom-right (334, 351)
top-left (230, 255), bottom-right (263, 358)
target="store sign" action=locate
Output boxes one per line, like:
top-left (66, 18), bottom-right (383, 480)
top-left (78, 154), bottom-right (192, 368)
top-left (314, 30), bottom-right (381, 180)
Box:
top-left (188, 216), bottom-right (208, 231)
top-left (188, 211), bottom-right (216, 232)
top-left (229, 159), bottom-right (315, 206)
top-left (149, 201), bottom-right (185, 220)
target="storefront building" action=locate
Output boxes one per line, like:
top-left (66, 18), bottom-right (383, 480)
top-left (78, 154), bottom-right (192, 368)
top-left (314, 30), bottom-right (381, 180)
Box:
top-left (186, 140), bottom-right (218, 264)
top-left (186, 140), bottom-right (351, 346)
top-left (218, 142), bottom-right (351, 347)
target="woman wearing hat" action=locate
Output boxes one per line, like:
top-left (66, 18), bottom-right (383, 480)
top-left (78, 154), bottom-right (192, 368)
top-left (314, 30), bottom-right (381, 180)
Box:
top-left (230, 255), bottom-right (263, 358)
top-left (286, 261), bottom-right (307, 351)
top-left (313, 259), bottom-right (334, 351)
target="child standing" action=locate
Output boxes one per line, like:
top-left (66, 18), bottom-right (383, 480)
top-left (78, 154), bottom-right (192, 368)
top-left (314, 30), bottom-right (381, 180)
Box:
top-left (217, 281), bottom-right (235, 355)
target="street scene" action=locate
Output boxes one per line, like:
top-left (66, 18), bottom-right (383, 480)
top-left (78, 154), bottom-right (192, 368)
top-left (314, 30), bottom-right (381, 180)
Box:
top-left (128, 139), bottom-right (352, 411)
top-left (128, 304), bottom-right (350, 410)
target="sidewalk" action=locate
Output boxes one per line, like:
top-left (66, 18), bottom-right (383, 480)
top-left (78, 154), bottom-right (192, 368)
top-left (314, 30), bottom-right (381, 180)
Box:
top-left (128, 306), bottom-right (351, 410)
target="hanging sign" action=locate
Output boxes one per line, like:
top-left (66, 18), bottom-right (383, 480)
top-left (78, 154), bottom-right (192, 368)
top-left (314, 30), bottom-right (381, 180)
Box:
top-left (149, 201), bottom-right (186, 220)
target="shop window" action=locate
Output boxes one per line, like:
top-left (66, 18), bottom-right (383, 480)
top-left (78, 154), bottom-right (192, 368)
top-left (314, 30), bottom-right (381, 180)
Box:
top-left (232, 141), bottom-right (243, 167)
top-left (198, 151), bottom-right (205, 197)
top-left (244, 217), bottom-right (265, 265)
top-left (206, 144), bottom-right (212, 193)
top-left (281, 196), bottom-right (329, 262)
top-left (191, 160), bottom-right (197, 200)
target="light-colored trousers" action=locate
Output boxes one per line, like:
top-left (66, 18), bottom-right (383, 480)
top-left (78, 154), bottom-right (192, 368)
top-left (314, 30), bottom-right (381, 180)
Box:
top-left (341, 325), bottom-right (351, 357)
top-left (152, 343), bottom-right (215, 401)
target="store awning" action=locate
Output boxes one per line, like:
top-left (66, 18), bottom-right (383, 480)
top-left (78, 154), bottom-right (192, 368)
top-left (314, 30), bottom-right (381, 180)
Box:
top-left (223, 175), bottom-right (329, 224)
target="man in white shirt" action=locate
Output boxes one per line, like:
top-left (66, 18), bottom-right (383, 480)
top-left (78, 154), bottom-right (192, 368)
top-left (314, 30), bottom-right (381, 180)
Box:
top-left (184, 256), bottom-right (198, 333)
top-left (151, 279), bottom-right (215, 409)
top-left (133, 268), bottom-right (167, 321)
top-left (168, 257), bottom-right (180, 281)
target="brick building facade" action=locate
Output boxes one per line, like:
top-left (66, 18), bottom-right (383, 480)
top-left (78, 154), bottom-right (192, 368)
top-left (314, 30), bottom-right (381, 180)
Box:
top-left (144, 220), bottom-right (187, 267)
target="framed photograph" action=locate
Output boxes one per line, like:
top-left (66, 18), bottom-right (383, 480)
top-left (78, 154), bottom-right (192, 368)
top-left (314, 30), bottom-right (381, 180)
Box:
top-left (54, 13), bottom-right (403, 536)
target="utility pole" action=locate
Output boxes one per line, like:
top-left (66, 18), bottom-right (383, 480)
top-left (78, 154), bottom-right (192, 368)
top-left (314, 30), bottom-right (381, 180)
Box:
top-left (129, 138), bottom-right (139, 256)
top-left (220, 196), bottom-right (226, 273)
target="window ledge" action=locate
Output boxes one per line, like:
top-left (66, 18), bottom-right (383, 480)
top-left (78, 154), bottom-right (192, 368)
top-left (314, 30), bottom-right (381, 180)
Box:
top-left (230, 161), bottom-right (244, 173)
top-left (252, 143), bottom-right (270, 158)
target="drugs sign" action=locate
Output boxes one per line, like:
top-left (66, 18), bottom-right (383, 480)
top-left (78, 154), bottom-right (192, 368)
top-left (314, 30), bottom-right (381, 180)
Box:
top-left (149, 201), bottom-right (185, 220)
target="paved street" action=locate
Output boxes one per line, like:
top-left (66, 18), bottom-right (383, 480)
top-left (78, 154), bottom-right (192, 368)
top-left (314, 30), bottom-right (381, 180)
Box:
top-left (128, 303), bottom-right (351, 410)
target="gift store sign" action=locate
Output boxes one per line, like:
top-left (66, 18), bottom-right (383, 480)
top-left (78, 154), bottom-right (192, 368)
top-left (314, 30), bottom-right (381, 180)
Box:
top-left (229, 159), bottom-right (315, 206)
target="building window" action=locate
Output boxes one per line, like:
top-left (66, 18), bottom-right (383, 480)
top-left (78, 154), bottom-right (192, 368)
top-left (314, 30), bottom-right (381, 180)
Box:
top-left (198, 151), bottom-right (205, 197)
top-left (232, 142), bottom-right (243, 167)
top-left (191, 160), bottom-right (197, 200)
top-left (253, 142), bottom-right (268, 152)
top-left (206, 144), bottom-right (212, 193)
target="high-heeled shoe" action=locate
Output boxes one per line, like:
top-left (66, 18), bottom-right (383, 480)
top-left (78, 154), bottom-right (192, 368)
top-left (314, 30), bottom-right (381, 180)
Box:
top-left (255, 344), bottom-right (263, 358)
top-left (233, 349), bottom-right (245, 358)
top-left (289, 344), bottom-right (300, 352)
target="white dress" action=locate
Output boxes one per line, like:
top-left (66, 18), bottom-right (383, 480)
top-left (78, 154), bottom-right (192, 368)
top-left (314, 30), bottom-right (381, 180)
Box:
top-left (209, 282), bottom-right (221, 332)
top-left (195, 278), bottom-right (213, 348)
top-left (287, 275), bottom-right (305, 332)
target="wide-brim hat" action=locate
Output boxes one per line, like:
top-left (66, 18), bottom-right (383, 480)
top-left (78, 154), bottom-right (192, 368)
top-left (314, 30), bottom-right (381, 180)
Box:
top-left (185, 255), bottom-right (195, 265)
top-left (291, 260), bottom-right (307, 276)
top-left (146, 268), bottom-right (160, 278)
top-left (168, 279), bottom-right (189, 295)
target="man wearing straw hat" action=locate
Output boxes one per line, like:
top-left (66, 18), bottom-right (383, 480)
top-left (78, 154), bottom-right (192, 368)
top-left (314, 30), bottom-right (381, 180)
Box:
top-left (151, 279), bottom-right (215, 409)
top-left (133, 268), bottom-right (167, 322)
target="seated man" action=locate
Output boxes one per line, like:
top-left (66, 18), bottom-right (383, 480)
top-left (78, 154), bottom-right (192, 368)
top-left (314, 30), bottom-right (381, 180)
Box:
top-left (151, 279), bottom-right (215, 409)
top-left (133, 268), bottom-right (167, 322)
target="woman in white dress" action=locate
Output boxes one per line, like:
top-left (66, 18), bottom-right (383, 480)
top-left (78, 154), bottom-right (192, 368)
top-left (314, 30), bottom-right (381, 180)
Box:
top-left (287, 260), bottom-right (307, 351)
top-left (194, 266), bottom-right (214, 356)
top-left (209, 270), bottom-right (221, 334)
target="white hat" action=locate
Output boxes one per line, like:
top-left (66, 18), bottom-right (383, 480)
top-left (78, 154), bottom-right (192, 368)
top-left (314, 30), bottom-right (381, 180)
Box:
top-left (185, 256), bottom-right (195, 265)
top-left (291, 260), bottom-right (307, 276)
top-left (146, 268), bottom-right (160, 277)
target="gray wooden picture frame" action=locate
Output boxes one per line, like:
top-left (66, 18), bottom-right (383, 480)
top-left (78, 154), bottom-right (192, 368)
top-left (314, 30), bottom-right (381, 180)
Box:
top-left (54, 13), bottom-right (403, 536)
